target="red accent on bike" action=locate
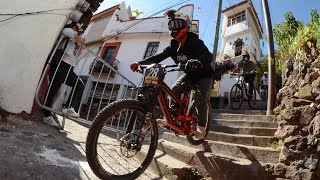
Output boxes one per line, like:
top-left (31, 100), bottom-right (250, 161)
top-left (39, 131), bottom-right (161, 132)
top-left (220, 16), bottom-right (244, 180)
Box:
top-left (156, 82), bottom-right (198, 135)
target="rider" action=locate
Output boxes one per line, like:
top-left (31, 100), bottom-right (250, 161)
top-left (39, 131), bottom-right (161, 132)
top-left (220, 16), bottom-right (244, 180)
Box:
top-left (232, 52), bottom-right (257, 97)
top-left (260, 72), bottom-right (268, 91)
top-left (130, 9), bottom-right (214, 139)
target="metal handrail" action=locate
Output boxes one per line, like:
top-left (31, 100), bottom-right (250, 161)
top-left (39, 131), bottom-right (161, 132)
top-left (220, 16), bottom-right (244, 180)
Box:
top-left (35, 35), bottom-right (138, 129)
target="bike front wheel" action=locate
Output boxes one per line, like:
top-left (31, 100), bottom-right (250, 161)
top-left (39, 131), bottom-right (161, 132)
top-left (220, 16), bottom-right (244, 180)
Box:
top-left (186, 102), bottom-right (211, 145)
top-left (228, 84), bottom-right (243, 110)
top-left (86, 99), bottom-right (158, 180)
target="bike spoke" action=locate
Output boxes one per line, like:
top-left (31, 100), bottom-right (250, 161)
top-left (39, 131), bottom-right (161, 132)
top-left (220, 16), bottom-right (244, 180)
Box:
top-left (94, 107), bottom-right (154, 176)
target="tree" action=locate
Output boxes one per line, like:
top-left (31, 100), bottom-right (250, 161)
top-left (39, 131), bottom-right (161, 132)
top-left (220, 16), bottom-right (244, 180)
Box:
top-left (310, 8), bottom-right (320, 24)
top-left (291, 9), bottom-right (320, 59)
top-left (274, 10), bottom-right (320, 61)
top-left (132, 9), bottom-right (143, 17)
top-left (273, 12), bottom-right (303, 60)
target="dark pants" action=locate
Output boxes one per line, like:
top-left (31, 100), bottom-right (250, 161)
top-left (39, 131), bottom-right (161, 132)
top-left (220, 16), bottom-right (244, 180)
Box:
top-left (171, 74), bottom-right (213, 127)
top-left (43, 61), bottom-right (84, 117)
top-left (244, 74), bottom-right (255, 95)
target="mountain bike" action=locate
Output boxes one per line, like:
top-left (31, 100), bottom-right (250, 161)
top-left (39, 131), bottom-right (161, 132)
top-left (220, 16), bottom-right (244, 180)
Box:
top-left (259, 83), bottom-right (268, 101)
top-left (86, 64), bottom-right (211, 179)
top-left (228, 72), bottom-right (257, 110)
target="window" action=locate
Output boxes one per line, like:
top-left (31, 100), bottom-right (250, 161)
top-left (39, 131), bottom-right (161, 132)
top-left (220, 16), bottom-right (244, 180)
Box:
top-left (144, 42), bottom-right (160, 59)
top-left (227, 11), bottom-right (246, 27)
top-left (91, 42), bottom-right (121, 75)
top-left (234, 38), bottom-right (244, 56)
top-left (103, 47), bottom-right (116, 63)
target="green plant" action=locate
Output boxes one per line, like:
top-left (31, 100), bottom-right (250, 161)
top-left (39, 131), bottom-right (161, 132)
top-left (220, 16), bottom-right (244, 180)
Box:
top-left (311, 137), bottom-right (320, 146)
top-left (274, 9), bottom-right (320, 61)
top-left (273, 12), bottom-right (303, 60)
top-left (268, 139), bottom-right (283, 149)
top-left (132, 9), bottom-right (143, 17)
top-left (190, 167), bottom-right (199, 176)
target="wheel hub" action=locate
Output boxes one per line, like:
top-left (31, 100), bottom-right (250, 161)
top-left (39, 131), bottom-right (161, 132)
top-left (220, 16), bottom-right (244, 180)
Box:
top-left (120, 133), bottom-right (139, 158)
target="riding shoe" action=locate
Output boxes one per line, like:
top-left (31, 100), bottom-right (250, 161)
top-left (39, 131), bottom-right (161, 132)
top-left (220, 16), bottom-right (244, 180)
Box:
top-left (194, 126), bottom-right (206, 140)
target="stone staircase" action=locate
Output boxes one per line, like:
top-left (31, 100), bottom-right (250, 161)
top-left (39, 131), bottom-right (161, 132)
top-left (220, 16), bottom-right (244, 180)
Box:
top-left (145, 109), bottom-right (280, 180)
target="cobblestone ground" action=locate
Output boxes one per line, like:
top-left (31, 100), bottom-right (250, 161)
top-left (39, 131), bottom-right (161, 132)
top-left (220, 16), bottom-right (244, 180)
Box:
top-left (0, 114), bottom-right (162, 180)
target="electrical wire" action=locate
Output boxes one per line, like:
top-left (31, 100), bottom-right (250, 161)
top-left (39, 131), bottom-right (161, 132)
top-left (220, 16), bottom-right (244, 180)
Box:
top-left (86, 0), bottom-right (192, 51)
top-left (143, 0), bottom-right (181, 17)
top-left (0, 15), bottom-right (19, 23)
top-left (0, 8), bottom-right (72, 23)
top-left (200, 0), bottom-right (218, 39)
top-left (112, 0), bottom-right (191, 37)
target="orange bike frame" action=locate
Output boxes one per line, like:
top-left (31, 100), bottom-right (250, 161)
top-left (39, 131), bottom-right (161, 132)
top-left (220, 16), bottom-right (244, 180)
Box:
top-left (156, 82), bottom-right (197, 135)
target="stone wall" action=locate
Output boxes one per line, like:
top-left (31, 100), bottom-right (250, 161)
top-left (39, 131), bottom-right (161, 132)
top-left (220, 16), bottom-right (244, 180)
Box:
top-left (266, 55), bottom-right (320, 179)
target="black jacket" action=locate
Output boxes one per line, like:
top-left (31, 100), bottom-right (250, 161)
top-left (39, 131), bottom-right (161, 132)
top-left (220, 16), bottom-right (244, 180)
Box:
top-left (139, 32), bottom-right (214, 79)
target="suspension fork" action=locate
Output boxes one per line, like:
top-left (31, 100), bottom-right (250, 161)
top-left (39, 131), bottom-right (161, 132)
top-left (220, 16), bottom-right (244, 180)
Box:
top-left (126, 87), bottom-right (159, 150)
top-left (135, 112), bottom-right (154, 151)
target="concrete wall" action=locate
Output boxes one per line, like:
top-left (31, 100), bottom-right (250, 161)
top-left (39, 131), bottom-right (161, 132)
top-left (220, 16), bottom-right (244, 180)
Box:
top-left (85, 16), bottom-right (111, 42)
top-left (0, 0), bottom-right (78, 113)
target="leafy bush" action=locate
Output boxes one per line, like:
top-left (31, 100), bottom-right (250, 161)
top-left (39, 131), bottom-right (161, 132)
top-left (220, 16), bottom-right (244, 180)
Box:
top-left (274, 9), bottom-right (320, 60)
top-left (268, 139), bottom-right (283, 149)
top-left (273, 12), bottom-right (303, 60)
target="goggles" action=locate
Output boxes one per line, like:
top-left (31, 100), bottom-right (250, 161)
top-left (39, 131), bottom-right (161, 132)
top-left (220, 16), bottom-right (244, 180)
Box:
top-left (168, 19), bottom-right (187, 31)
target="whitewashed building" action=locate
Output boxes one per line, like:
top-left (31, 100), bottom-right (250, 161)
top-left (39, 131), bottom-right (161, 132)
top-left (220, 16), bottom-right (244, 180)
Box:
top-left (215, 0), bottom-right (263, 97)
top-left (0, 0), bottom-right (105, 114)
top-left (73, 2), bottom-right (199, 108)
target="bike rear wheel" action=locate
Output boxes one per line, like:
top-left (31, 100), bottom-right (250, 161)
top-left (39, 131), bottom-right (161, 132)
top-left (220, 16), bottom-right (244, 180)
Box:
top-left (248, 88), bottom-right (257, 109)
top-left (186, 102), bottom-right (211, 145)
top-left (229, 84), bottom-right (243, 110)
top-left (86, 99), bottom-right (158, 180)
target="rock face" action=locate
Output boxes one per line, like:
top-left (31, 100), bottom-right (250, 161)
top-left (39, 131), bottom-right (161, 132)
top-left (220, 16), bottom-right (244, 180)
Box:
top-left (267, 56), bottom-right (320, 180)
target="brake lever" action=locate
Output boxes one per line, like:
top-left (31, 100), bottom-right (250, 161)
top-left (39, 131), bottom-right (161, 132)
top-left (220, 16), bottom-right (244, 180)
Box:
top-left (136, 66), bottom-right (143, 74)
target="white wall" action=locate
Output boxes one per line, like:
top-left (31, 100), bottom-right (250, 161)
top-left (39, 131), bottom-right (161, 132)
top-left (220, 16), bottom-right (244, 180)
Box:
top-left (224, 22), bottom-right (248, 38)
top-left (219, 74), bottom-right (238, 96)
top-left (85, 16), bottom-right (112, 42)
top-left (75, 32), bottom-right (179, 87)
top-left (0, 0), bottom-right (78, 113)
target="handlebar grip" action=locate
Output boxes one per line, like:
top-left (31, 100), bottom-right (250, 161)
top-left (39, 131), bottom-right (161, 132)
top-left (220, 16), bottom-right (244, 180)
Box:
top-left (164, 64), bottom-right (179, 68)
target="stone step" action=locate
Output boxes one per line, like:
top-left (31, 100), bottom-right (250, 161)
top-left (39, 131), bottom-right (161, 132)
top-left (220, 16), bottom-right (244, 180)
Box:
top-left (212, 109), bottom-right (267, 115)
top-left (212, 113), bottom-right (274, 122)
top-left (206, 131), bottom-right (274, 147)
top-left (157, 139), bottom-right (269, 180)
top-left (210, 125), bottom-right (277, 136)
top-left (140, 148), bottom-right (192, 179)
top-left (212, 119), bottom-right (277, 128)
top-left (161, 132), bottom-right (279, 163)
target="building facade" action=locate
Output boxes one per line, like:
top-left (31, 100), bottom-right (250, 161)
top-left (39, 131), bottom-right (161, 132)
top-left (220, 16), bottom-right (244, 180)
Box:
top-left (215, 0), bottom-right (263, 97)
top-left (71, 2), bottom-right (198, 111)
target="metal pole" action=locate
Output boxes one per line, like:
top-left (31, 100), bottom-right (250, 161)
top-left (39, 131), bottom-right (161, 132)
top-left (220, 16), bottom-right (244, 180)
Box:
top-left (211, 0), bottom-right (223, 70)
top-left (262, 0), bottom-right (276, 115)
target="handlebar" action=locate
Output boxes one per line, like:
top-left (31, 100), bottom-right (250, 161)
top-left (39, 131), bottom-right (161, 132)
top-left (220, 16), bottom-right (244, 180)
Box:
top-left (230, 72), bottom-right (257, 76)
top-left (137, 63), bottom-right (186, 73)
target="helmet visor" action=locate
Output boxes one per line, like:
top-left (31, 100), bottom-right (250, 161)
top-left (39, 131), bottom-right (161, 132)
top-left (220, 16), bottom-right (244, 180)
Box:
top-left (168, 19), bottom-right (187, 31)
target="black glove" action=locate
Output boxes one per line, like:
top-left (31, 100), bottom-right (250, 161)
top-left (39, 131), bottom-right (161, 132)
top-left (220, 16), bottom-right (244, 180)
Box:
top-left (186, 59), bottom-right (202, 71)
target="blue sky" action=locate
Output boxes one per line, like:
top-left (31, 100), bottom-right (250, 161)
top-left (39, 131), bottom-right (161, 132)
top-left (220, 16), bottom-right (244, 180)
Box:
top-left (97, 0), bottom-right (320, 56)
